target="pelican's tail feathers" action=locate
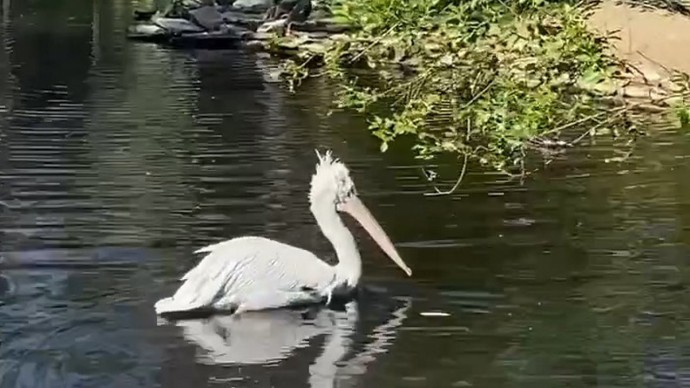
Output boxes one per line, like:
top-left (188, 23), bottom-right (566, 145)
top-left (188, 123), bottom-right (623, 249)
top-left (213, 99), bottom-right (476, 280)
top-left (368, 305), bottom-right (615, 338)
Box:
top-left (154, 296), bottom-right (202, 315)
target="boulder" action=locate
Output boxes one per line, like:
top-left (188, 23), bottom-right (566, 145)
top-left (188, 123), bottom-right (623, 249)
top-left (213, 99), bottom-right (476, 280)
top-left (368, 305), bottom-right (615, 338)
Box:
top-left (231, 0), bottom-right (273, 13)
top-left (189, 5), bottom-right (225, 30)
top-left (127, 23), bottom-right (169, 42)
top-left (168, 30), bottom-right (242, 49)
top-left (257, 18), bottom-right (287, 34)
top-left (289, 18), bottom-right (352, 33)
top-left (220, 10), bottom-right (265, 29)
top-left (129, 23), bottom-right (167, 36)
top-left (153, 17), bottom-right (206, 33)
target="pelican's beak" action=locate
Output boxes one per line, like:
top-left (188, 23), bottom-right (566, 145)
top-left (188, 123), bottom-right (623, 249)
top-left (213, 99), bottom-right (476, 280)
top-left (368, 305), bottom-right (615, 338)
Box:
top-left (338, 196), bottom-right (413, 276)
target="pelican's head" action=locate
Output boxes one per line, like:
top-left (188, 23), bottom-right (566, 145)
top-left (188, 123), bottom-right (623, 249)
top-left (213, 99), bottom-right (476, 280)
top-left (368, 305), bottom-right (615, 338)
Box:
top-left (309, 150), bottom-right (357, 208)
top-left (309, 149), bottom-right (412, 277)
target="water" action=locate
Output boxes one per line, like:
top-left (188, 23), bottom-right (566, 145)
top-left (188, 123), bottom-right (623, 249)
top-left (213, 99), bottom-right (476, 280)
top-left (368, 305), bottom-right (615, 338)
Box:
top-left (2, 1), bottom-right (690, 387)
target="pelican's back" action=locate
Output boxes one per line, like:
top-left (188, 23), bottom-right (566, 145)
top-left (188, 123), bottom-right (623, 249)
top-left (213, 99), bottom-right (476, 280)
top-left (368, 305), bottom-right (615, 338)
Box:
top-left (154, 236), bottom-right (336, 314)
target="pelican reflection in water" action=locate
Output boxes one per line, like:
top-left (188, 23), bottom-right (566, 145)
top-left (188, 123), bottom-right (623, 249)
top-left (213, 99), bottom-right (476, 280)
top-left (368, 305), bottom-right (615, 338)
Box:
top-left (172, 299), bottom-right (411, 387)
top-left (155, 150), bottom-right (412, 315)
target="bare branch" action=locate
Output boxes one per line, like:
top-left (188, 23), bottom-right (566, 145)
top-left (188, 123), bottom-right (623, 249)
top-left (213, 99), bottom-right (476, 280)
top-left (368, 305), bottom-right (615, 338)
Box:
top-left (425, 153), bottom-right (469, 196)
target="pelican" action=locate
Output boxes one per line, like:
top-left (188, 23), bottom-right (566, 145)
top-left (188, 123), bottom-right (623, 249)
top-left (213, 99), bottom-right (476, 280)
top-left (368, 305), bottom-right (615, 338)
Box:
top-left (154, 150), bottom-right (412, 316)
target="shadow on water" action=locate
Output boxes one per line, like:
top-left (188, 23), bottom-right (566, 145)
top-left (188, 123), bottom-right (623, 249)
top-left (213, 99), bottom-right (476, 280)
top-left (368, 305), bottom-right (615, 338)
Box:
top-left (3, 0), bottom-right (690, 387)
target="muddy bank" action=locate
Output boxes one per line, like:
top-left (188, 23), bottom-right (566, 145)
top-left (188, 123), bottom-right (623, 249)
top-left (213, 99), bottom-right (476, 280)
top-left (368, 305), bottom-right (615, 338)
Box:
top-left (587, 1), bottom-right (690, 108)
top-left (588, 0), bottom-right (690, 76)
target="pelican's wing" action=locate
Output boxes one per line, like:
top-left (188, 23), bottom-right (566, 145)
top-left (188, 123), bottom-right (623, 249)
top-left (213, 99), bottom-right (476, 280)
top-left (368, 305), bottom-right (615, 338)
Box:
top-left (155, 236), bottom-right (335, 314)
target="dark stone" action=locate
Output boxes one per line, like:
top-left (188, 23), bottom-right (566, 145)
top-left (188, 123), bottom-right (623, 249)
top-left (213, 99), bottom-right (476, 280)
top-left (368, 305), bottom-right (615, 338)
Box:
top-left (189, 5), bottom-right (225, 31)
top-left (168, 31), bottom-right (242, 49)
top-left (126, 23), bottom-right (169, 43)
top-left (153, 17), bottom-right (206, 34)
top-left (220, 10), bottom-right (265, 30)
top-left (133, 9), bottom-right (157, 21)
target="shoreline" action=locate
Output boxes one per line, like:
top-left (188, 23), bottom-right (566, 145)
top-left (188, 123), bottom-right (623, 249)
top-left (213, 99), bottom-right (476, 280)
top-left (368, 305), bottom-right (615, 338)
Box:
top-left (129, 0), bottom-right (690, 178)
top-left (251, 1), bottom-right (690, 115)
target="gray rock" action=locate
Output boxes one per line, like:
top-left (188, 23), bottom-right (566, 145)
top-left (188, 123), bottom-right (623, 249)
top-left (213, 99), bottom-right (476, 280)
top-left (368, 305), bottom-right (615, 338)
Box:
top-left (153, 17), bottom-right (206, 33)
top-left (231, 0), bottom-right (273, 12)
top-left (252, 31), bottom-right (275, 40)
top-left (289, 19), bottom-right (352, 33)
top-left (220, 10), bottom-right (265, 29)
top-left (189, 5), bottom-right (224, 30)
top-left (129, 23), bottom-right (167, 36)
top-left (245, 40), bottom-right (266, 50)
top-left (257, 18), bottom-right (287, 34)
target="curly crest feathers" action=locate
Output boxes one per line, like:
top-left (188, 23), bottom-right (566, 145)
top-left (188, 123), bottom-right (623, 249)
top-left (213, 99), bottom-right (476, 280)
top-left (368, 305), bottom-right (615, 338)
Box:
top-left (309, 149), bottom-right (357, 206)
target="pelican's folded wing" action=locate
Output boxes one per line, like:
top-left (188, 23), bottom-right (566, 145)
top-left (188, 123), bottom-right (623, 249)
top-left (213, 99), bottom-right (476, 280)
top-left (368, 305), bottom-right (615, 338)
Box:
top-left (155, 236), bottom-right (335, 314)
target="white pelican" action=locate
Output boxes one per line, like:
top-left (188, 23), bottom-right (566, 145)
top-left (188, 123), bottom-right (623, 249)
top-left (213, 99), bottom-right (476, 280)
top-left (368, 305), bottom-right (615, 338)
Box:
top-left (154, 150), bottom-right (412, 315)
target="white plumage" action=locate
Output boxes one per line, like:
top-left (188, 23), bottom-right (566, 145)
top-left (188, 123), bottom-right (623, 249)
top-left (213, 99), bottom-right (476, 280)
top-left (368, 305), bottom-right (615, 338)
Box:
top-left (154, 150), bottom-right (412, 316)
top-left (155, 236), bottom-right (335, 314)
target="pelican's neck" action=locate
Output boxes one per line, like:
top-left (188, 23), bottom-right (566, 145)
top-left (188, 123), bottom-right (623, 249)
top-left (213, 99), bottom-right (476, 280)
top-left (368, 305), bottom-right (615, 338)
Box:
top-left (311, 201), bottom-right (362, 287)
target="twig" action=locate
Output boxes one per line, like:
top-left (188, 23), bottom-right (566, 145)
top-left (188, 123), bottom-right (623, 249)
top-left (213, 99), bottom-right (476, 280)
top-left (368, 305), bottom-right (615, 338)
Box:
top-left (349, 22), bottom-right (400, 64)
top-left (636, 50), bottom-right (672, 75)
top-left (624, 61), bottom-right (648, 80)
top-left (541, 106), bottom-right (627, 137)
top-left (390, 68), bottom-right (434, 106)
top-left (425, 153), bottom-right (469, 196)
top-left (0, 200), bottom-right (19, 209)
top-left (569, 106), bottom-right (629, 146)
top-left (462, 78), bottom-right (494, 109)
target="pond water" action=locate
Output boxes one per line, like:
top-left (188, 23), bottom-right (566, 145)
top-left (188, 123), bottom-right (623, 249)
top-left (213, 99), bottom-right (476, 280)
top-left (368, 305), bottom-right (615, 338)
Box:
top-left (2, 1), bottom-right (690, 387)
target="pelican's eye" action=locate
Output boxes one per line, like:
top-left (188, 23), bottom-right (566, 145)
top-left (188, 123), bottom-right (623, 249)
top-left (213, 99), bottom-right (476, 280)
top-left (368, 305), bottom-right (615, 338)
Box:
top-left (337, 186), bottom-right (356, 205)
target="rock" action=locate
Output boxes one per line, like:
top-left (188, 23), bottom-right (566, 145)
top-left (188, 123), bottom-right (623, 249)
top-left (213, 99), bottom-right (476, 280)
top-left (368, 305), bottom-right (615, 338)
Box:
top-left (310, 8), bottom-right (331, 19)
top-left (168, 30), bottom-right (242, 49)
top-left (329, 33), bottom-right (349, 41)
top-left (257, 18), bottom-right (288, 34)
top-left (129, 23), bottom-right (167, 36)
top-left (660, 78), bottom-right (686, 93)
top-left (220, 10), bottom-right (264, 29)
top-left (635, 103), bottom-right (666, 113)
top-left (225, 24), bottom-right (254, 38)
top-left (189, 5), bottom-right (225, 30)
top-left (126, 23), bottom-right (169, 42)
top-left (244, 40), bottom-right (266, 50)
top-left (133, 9), bottom-right (157, 21)
top-left (231, 0), bottom-right (273, 13)
top-left (301, 41), bottom-right (329, 53)
top-left (664, 95), bottom-right (685, 107)
top-left (289, 19), bottom-right (352, 33)
top-left (650, 86), bottom-right (669, 100)
top-left (622, 84), bottom-right (651, 99)
top-left (153, 17), bottom-right (206, 34)
top-left (620, 83), bottom-right (669, 103)
top-left (183, 0), bottom-right (207, 6)
top-left (251, 31), bottom-right (275, 40)
top-left (157, 0), bottom-right (205, 18)
top-left (276, 35), bottom-right (309, 49)
top-left (238, 30), bottom-right (255, 39)
top-left (304, 31), bottom-right (329, 39)
top-left (591, 79), bottom-right (622, 96)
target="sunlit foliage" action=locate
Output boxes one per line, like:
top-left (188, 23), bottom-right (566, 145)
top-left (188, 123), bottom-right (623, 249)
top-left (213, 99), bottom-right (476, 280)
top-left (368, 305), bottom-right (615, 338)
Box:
top-left (280, 0), bottom-right (669, 175)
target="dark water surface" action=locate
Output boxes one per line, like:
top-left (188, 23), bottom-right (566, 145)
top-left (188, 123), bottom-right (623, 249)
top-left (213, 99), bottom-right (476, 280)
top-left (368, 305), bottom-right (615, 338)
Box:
top-left (3, 1), bottom-right (690, 387)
